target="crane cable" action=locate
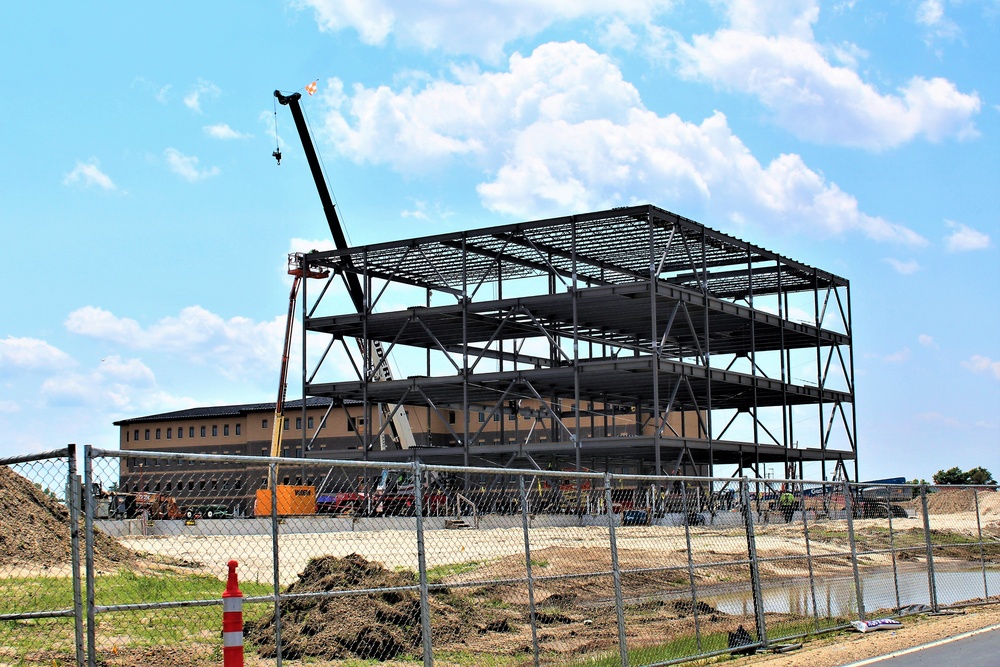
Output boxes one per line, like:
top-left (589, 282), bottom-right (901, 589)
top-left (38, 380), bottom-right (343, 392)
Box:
top-left (272, 94), bottom-right (282, 164)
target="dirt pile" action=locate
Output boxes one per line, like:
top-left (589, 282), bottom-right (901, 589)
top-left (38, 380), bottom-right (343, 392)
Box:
top-left (921, 488), bottom-right (1000, 515)
top-left (246, 554), bottom-right (521, 661)
top-left (0, 465), bottom-right (134, 569)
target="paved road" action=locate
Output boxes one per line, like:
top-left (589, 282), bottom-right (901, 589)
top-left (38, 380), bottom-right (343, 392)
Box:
top-left (850, 625), bottom-right (1000, 666)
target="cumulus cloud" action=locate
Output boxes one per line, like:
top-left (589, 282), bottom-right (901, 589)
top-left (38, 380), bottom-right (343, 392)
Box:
top-left (672, 0), bottom-right (980, 149)
top-left (183, 79), bottom-right (221, 113)
top-left (319, 41), bottom-right (926, 245)
top-left (63, 159), bottom-right (117, 191)
top-left (164, 148), bottom-right (220, 182)
top-left (883, 258), bottom-right (920, 274)
top-left (65, 305), bottom-right (286, 379)
top-left (944, 220), bottom-right (991, 251)
top-left (204, 123), bottom-right (251, 140)
top-left (296, 0), bottom-right (671, 60)
top-left (0, 337), bottom-right (75, 372)
top-left (918, 334), bottom-right (937, 348)
top-left (962, 355), bottom-right (1000, 380)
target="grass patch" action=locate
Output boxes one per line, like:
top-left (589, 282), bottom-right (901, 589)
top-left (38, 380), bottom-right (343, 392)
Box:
top-left (0, 569), bottom-right (272, 659)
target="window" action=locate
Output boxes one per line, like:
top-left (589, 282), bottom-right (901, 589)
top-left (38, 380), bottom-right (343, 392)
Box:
top-left (262, 418), bottom-right (268, 429)
top-left (177, 427), bottom-right (183, 439)
top-left (125, 430), bottom-right (129, 443)
top-left (493, 413), bottom-right (500, 422)
top-left (508, 413), bottom-right (515, 421)
top-left (295, 417), bottom-right (302, 429)
top-left (200, 426), bottom-right (206, 437)
top-left (144, 429), bottom-right (150, 441)
top-left (211, 480), bottom-right (218, 490)
top-left (223, 424), bottom-right (229, 436)
top-left (165, 482), bottom-right (172, 491)
top-left (478, 412), bottom-right (485, 423)
top-left (235, 480), bottom-right (242, 490)
top-left (134, 429), bottom-right (139, 441)
top-left (189, 426), bottom-right (195, 438)
top-left (166, 428), bottom-right (172, 439)
top-left (348, 417), bottom-right (365, 432)
top-left (155, 428), bottom-right (161, 439)
top-left (307, 417), bottom-right (313, 429)
top-left (449, 411), bottom-right (456, 424)
top-left (212, 425), bottom-right (218, 437)
top-left (188, 481), bottom-right (194, 490)
top-left (199, 481), bottom-right (206, 490)
top-left (283, 418), bottom-right (289, 430)
top-left (235, 424), bottom-right (241, 436)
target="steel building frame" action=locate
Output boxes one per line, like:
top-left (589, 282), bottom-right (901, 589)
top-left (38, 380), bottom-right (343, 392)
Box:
top-left (299, 204), bottom-right (857, 480)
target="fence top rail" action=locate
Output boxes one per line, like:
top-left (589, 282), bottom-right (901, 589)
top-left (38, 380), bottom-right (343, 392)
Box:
top-left (89, 447), bottom-right (920, 489)
top-left (0, 446), bottom-right (72, 467)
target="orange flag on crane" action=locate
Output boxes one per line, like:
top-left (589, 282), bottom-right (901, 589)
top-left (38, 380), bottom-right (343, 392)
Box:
top-left (305, 80), bottom-right (318, 95)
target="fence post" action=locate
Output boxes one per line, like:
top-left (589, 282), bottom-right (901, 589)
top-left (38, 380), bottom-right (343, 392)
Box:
top-left (83, 445), bottom-right (98, 667)
top-left (412, 461), bottom-right (433, 667)
top-left (604, 473), bottom-right (629, 667)
top-left (68, 444), bottom-right (86, 667)
top-left (739, 477), bottom-right (767, 648)
top-left (973, 488), bottom-right (989, 602)
top-left (680, 480), bottom-right (703, 653)
top-left (919, 485), bottom-right (939, 612)
top-left (886, 488), bottom-right (901, 612)
top-left (842, 480), bottom-right (865, 621)
top-left (518, 474), bottom-right (540, 667)
top-left (268, 464), bottom-right (282, 666)
top-left (798, 484), bottom-right (820, 632)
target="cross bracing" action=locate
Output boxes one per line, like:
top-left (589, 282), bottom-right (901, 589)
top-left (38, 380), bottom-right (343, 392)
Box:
top-left (299, 204), bottom-right (857, 480)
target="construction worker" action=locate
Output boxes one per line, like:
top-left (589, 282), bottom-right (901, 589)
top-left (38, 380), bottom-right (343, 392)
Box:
top-left (778, 488), bottom-right (796, 523)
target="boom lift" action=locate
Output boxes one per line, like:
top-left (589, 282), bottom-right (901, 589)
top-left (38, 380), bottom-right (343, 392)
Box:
top-left (273, 89), bottom-right (415, 451)
top-left (255, 254), bottom-right (329, 516)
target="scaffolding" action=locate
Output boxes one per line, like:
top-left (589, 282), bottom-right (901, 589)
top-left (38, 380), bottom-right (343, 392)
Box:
top-left (299, 204), bottom-right (857, 481)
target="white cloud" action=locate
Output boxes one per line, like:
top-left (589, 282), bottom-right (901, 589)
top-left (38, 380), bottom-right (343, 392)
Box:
top-left (164, 148), bottom-right (220, 182)
top-left (184, 79), bottom-right (221, 113)
top-left (944, 220), bottom-right (991, 251)
top-left (883, 347), bottom-right (911, 363)
top-left (0, 337), bottom-right (75, 372)
top-left (296, 0), bottom-right (672, 60)
top-left (63, 159), bottom-right (117, 191)
top-left (133, 76), bottom-right (172, 104)
top-left (915, 0), bottom-right (961, 45)
top-left (65, 305), bottom-right (286, 379)
top-left (320, 41), bottom-right (926, 245)
top-left (204, 123), bottom-right (251, 140)
top-left (673, 0), bottom-right (980, 148)
top-left (883, 258), bottom-right (921, 274)
top-left (918, 334), bottom-right (937, 348)
top-left (962, 355), bottom-right (1000, 380)
top-left (0, 400), bottom-right (19, 413)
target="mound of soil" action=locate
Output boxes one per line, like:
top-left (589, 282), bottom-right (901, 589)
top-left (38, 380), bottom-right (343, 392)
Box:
top-left (246, 554), bottom-right (520, 661)
top-left (0, 465), bottom-right (134, 569)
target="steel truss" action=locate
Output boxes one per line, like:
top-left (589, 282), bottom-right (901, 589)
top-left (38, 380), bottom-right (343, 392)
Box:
top-left (299, 204), bottom-right (856, 480)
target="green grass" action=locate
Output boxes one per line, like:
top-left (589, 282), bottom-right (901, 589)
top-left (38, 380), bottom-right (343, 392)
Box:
top-left (0, 569), bottom-right (273, 659)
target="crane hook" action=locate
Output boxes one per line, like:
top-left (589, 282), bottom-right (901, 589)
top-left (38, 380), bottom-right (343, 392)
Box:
top-left (272, 149), bottom-right (282, 165)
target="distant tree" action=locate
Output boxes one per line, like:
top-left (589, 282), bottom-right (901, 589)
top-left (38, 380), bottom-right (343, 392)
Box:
top-left (933, 466), bottom-right (996, 485)
top-left (906, 478), bottom-right (930, 486)
top-left (933, 467), bottom-right (969, 485)
top-left (966, 467), bottom-right (996, 485)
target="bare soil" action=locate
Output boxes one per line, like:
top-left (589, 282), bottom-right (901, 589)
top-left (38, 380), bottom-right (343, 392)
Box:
top-left (0, 465), bottom-right (135, 573)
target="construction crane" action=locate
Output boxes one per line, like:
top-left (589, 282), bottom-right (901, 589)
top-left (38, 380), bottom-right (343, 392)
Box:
top-left (273, 89), bottom-right (415, 451)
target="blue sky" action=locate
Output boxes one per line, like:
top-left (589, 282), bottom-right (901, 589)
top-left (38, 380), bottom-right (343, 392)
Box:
top-left (1, 0), bottom-right (997, 482)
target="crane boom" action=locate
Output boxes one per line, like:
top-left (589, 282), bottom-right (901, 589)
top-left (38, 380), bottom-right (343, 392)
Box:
top-left (274, 89), bottom-right (415, 451)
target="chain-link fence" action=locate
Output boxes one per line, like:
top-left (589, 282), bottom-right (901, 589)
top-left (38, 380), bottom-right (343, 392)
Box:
top-left (1, 448), bottom-right (997, 666)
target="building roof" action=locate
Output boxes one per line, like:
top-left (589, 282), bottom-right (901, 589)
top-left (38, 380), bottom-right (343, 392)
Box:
top-left (112, 397), bottom-right (341, 426)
